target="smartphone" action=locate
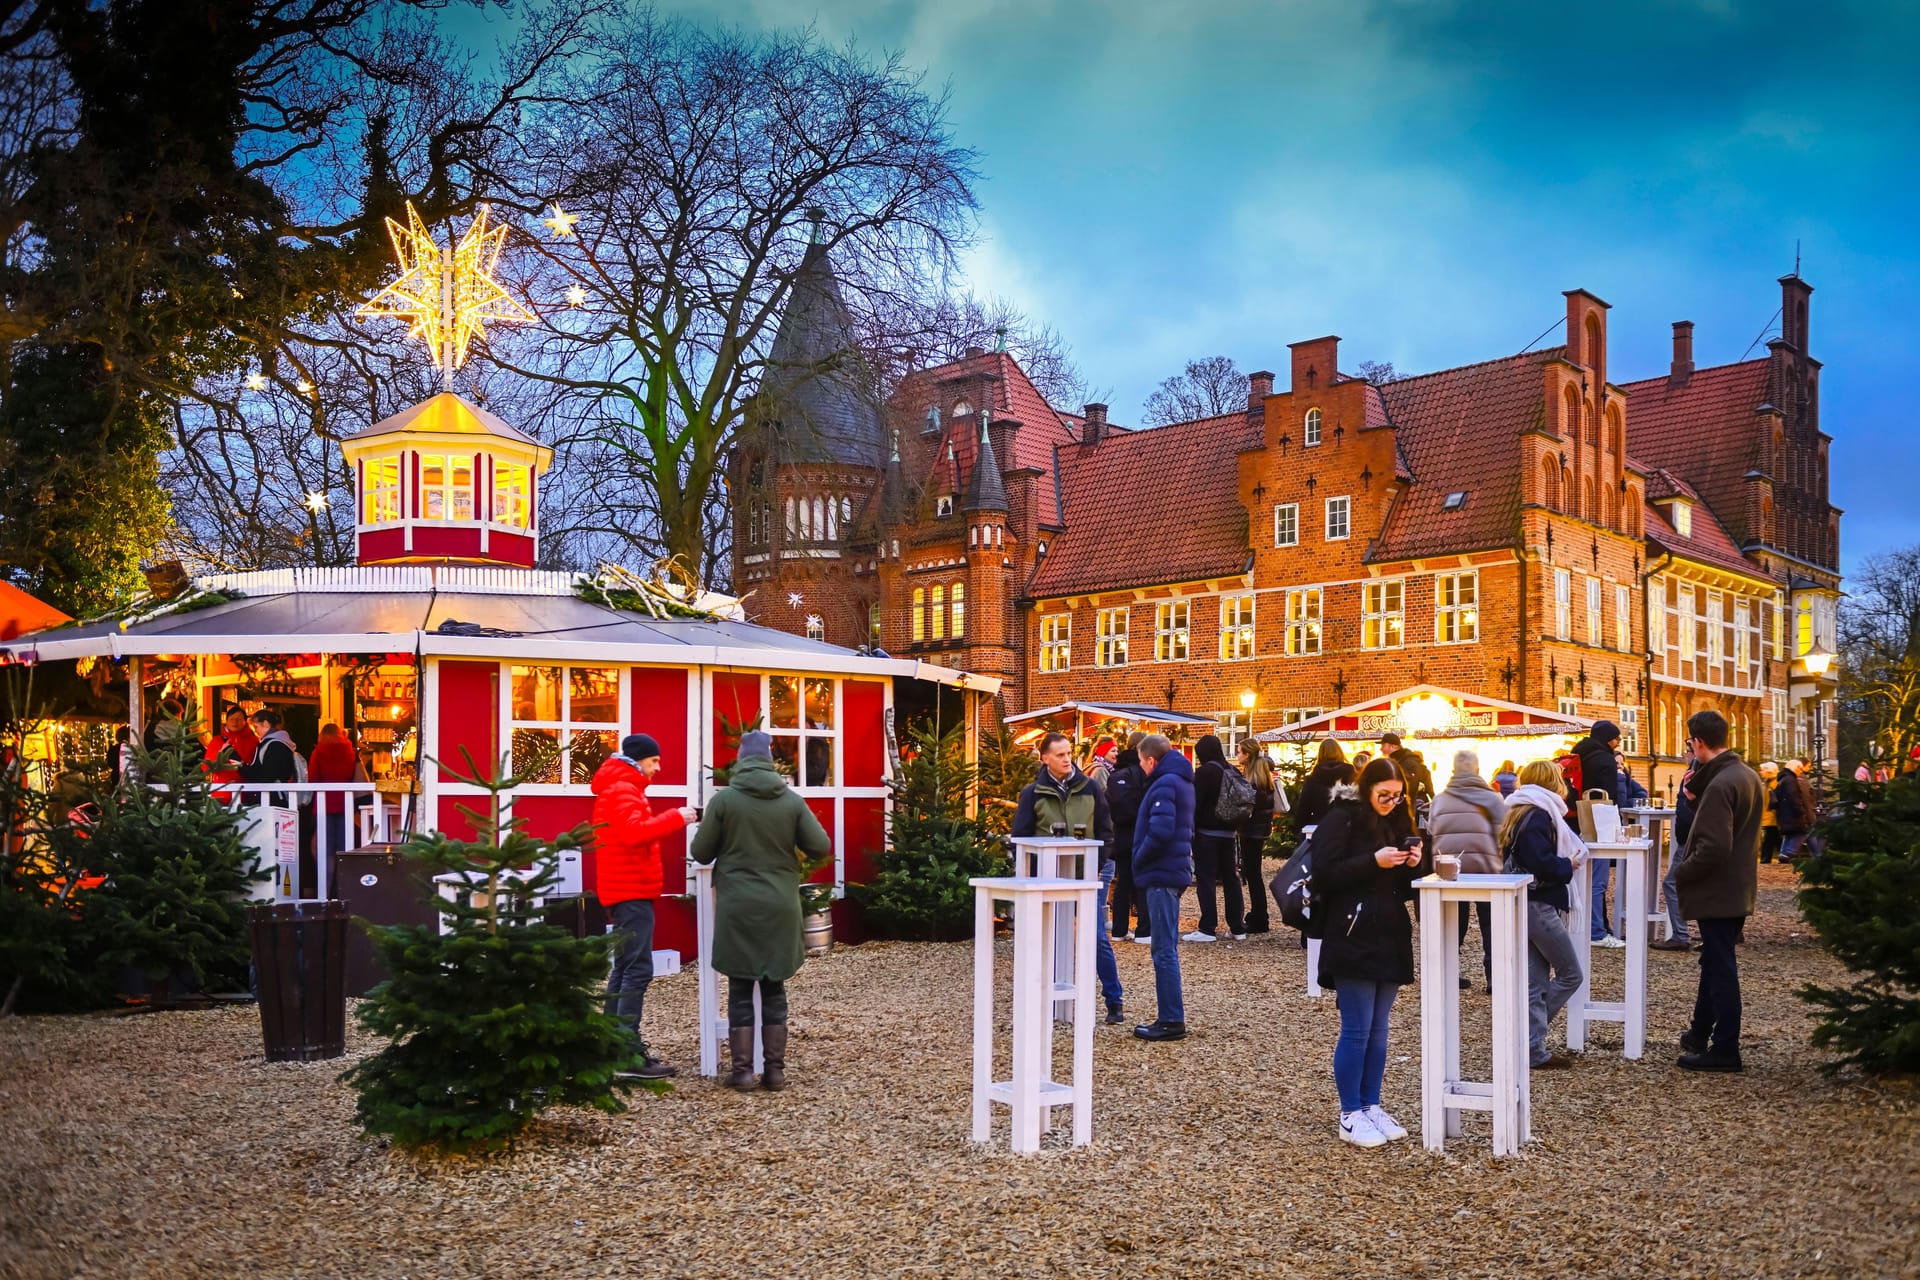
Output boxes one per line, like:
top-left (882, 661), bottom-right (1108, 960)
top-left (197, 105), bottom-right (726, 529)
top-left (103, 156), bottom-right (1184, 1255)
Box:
top-left (1400, 836), bottom-right (1424, 863)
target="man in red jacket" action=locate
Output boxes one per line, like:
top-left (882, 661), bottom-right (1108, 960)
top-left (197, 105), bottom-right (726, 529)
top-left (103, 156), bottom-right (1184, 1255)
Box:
top-left (593, 732), bottom-right (697, 1080)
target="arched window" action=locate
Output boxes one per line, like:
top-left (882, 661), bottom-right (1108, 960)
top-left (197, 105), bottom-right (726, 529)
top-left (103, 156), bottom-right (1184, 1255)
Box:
top-left (1562, 386), bottom-right (1578, 439)
top-left (1626, 488), bottom-right (1642, 538)
top-left (1584, 478), bottom-right (1598, 523)
top-left (1304, 407), bottom-right (1323, 447)
top-left (1541, 458), bottom-right (1560, 511)
top-left (1604, 487), bottom-right (1618, 531)
top-left (950, 582), bottom-right (966, 639)
top-left (1585, 313), bottom-right (1603, 370)
top-left (1563, 465), bottom-right (1574, 516)
top-left (813, 496), bottom-right (827, 541)
top-left (911, 587), bottom-right (925, 643)
top-left (1606, 406), bottom-right (1623, 456)
top-left (930, 585), bottom-right (945, 640)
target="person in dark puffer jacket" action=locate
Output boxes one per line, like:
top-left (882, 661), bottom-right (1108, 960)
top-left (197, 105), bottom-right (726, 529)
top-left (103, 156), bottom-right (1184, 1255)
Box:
top-left (1295, 738), bottom-right (1356, 832)
top-left (1105, 732), bottom-right (1149, 940)
top-left (1313, 757), bottom-right (1424, 1148)
top-left (1189, 734), bottom-right (1246, 940)
top-left (1500, 760), bottom-right (1587, 1070)
top-left (1131, 735), bottom-right (1194, 1042)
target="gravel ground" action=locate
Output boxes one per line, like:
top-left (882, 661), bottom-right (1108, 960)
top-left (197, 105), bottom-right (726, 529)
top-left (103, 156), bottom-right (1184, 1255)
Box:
top-left (3, 864), bottom-right (1916, 1280)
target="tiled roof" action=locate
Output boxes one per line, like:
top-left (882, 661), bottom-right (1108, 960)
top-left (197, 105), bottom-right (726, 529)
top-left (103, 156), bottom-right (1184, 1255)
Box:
top-left (756, 243), bottom-right (887, 468)
top-left (1371, 349), bottom-right (1561, 560)
top-left (1644, 497), bottom-right (1768, 582)
top-left (1619, 360), bottom-right (1772, 539)
top-left (1028, 412), bottom-right (1255, 597)
top-left (1643, 467), bottom-right (1703, 503)
top-left (895, 351), bottom-right (1080, 519)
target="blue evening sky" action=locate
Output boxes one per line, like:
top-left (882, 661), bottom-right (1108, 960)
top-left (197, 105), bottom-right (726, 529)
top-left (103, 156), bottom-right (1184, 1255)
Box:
top-left (463, 0), bottom-right (1917, 573)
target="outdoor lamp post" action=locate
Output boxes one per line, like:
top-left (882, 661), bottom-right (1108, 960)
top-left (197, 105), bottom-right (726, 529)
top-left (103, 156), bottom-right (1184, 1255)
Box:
top-left (1803, 644), bottom-right (1835, 677)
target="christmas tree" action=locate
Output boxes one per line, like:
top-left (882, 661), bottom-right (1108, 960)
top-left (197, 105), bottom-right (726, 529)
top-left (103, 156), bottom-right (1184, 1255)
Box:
top-left (855, 722), bottom-right (1008, 940)
top-left (345, 756), bottom-right (654, 1154)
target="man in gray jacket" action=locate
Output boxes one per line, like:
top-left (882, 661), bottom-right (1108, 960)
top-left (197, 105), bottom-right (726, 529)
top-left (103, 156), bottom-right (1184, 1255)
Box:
top-left (1672, 709), bottom-right (1765, 1073)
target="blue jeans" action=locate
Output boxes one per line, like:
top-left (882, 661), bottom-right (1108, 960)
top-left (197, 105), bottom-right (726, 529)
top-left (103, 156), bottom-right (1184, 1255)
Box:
top-left (606, 898), bottom-right (656, 1041)
top-left (1526, 902), bottom-right (1583, 1064)
top-left (1779, 832), bottom-right (1808, 861)
top-left (1590, 860), bottom-right (1613, 940)
top-left (1143, 887), bottom-right (1184, 1024)
top-left (1097, 861), bottom-right (1123, 1012)
top-left (1333, 978), bottom-right (1398, 1112)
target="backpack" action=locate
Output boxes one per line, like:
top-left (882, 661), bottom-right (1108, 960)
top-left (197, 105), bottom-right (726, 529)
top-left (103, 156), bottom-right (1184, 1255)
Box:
top-left (290, 746), bottom-right (312, 808)
top-left (1272, 828), bottom-right (1326, 939)
top-left (1215, 763), bottom-right (1258, 825)
top-left (1556, 752), bottom-right (1583, 795)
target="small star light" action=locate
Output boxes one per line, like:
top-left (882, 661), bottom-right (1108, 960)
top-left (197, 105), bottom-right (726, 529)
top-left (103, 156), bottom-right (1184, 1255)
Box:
top-left (297, 379), bottom-right (314, 394)
top-left (565, 283), bottom-right (587, 307)
top-left (245, 372), bottom-right (267, 391)
top-left (787, 592), bottom-right (805, 609)
top-left (542, 203), bottom-right (580, 238)
top-left (303, 492), bottom-right (329, 514)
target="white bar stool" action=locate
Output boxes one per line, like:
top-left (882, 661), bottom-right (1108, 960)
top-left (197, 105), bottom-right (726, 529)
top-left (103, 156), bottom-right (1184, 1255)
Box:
top-left (1009, 836), bottom-right (1103, 1021)
top-left (1417, 872), bottom-right (1533, 1158)
top-left (970, 875), bottom-right (1098, 1153)
top-left (1568, 839), bottom-right (1651, 1060)
top-left (1299, 825), bottom-right (1324, 998)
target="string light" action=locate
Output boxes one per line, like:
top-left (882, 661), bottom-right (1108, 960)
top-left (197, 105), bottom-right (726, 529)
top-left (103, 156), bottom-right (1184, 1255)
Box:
top-left (542, 203), bottom-right (580, 237)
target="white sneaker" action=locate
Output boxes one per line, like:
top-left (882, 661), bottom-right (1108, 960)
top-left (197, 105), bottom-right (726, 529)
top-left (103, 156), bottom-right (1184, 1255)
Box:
top-left (1182, 930), bottom-right (1217, 943)
top-left (1595, 934), bottom-right (1627, 949)
top-left (1231, 933), bottom-right (1248, 941)
top-left (1339, 1109), bottom-right (1388, 1148)
top-left (1132, 935), bottom-right (1152, 945)
top-left (1364, 1105), bottom-right (1409, 1141)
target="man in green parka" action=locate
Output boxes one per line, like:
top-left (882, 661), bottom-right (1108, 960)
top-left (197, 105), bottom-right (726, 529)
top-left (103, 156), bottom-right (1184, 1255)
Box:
top-left (691, 729), bottom-right (832, 1090)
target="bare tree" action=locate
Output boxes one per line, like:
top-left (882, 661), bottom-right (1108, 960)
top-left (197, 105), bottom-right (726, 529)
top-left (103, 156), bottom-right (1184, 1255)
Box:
top-left (1357, 359), bottom-right (1402, 386)
top-left (1141, 355), bottom-right (1244, 427)
top-left (1839, 545), bottom-right (1920, 768)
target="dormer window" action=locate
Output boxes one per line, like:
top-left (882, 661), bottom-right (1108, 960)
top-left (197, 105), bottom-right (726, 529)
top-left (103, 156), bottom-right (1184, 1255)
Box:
top-left (1666, 499), bottom-right (1693, 538)
top-left (1304, 407), bottom-right (1322, 447)
top-left (362, 456), bottom-right (401, 523)
top-left (952, 399), bottom-right (972, 422)
top-left (935, 495), bottom-right (955, 518)
top-left (421, 453), bottom-right (476, 520)
top-left (494, 461), bottom-right (531, 528)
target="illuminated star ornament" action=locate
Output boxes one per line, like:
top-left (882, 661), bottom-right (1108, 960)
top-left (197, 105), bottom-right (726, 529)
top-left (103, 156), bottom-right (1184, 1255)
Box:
top-left (245, 372), bottom-right (267, 391)
top-left (357, 202), bottom-right (536, 390)
top-left (565, 283), bottom-right (587, 307)
top-left (787, 592), bottom-right (805, 609)
top-left (303, 492), bottom-right (329, 514)
top-left (542, 203), bottom-right (579, 237)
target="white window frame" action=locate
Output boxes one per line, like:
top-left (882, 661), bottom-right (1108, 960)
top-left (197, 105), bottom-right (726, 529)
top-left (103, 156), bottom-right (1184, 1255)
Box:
top-left (1325, 495), bottom-right (1351, 541)
top-left (911, 587), bottom-right (925, 643)
top-left (930, 584), bottom-right (946, 641)
top-left (1679, 587), bottom-right (1696, 662)
top-left (1220, 593), bottom-right (1255, 661)
top-left (1096, 606), bottom-right (1129, 668)
top-left (1273, 502), bottom-right (1299, 547)
top-left (1361, 579), bottom-right (1405, 650)
top-left (1648, 583), bottom-right (1666, 658)
top-left (1284, 587), bottom-right (1322, 657)
top-left (1773, 689), bottom-right (1791, 759)
top-left (1283, 707), bottom-right (1326, 726)
top-left (804, 615), bottom-right (825, 643)
top-left (1615, 583), bottom-right (1631, 652)
top-left (1706, 591), bottom-right (1725, 667)
top-left (1216, 710), bottom-right (1251, 755)
top-left (508, 664), bottom-right (624, 787)
top-left (1795, 595), bottom-right (1815, 656)
top-left (1039, 614), bottom-right (1071, 672)
top-left (1734, 599), bottom-right (1752, 675)
top-left (1771, 589), bottom-right (1786, 659)
top-left (420, 452), bottom-right (477, 521)
top-left (1672, 502), bottom-right (1692, 538)
top-left (1435, 570), bottom-right (1478, 644)
top-left (765, 674), bottom-right (841, 788)
top-left (1553, 568), bottom-right (1571, 641)
top-left (1154, 600), bottom-right (1190, 662)
top-left (1304, 407), bottom-right (1322, 447)
top-left (1586, 576), bottom-right (1603, 648)
top-left (1558, 696), bottom-right (1580, 718)
top-left (1618, 706), bottom-right (1641, 755)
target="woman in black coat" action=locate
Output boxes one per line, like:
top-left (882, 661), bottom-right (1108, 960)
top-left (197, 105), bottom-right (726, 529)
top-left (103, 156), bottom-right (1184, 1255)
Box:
top-left (1294, 738), bottom-right (1356, 832)
top-left (1312, 756), bottom-right (1424, 1148)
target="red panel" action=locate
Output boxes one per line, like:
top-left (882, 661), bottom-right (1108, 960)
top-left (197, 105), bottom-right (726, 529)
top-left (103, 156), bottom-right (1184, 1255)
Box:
top-left (510, 794), bottom-right (594, 844)
top-left (436, 660), bottom-right (498, 784)
top-left (712, 672), bottom-right (761, 769)
top-left (842, 680), bottom-right (886, 786)
top-left (629, 667), bottom-right (689, 785)
top-left (358, 528), bottom-right (406, 564)
top-left (409, 451), bottom-right (420, 518)
top-left (487, 530), bottom-right (535, 567)
top-left (437, 795), bottom-right (486, 842)
top-left (835, 796), bottom-right (887, 944)
top-left (655, 898), bottom-right (695, 959)
top-left (412, 525), bottom-right (486, 558)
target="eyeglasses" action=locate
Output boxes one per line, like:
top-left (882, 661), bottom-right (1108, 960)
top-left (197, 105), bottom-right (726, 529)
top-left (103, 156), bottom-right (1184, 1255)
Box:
top-left (1373, 790), bottom-right (1405, 802)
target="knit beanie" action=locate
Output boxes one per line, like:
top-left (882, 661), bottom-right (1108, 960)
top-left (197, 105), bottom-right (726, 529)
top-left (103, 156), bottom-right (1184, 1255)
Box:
top-left (622, 733), bottom-right (662, 761)
top-left (737, 730), bottom-right (774, 761)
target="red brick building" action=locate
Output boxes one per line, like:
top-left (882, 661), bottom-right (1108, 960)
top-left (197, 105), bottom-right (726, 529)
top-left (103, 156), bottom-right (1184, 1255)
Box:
top-left (736, 258), bottom-right (1841, 789)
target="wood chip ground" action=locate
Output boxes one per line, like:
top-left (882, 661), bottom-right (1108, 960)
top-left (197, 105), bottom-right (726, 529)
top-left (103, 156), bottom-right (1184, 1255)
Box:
top-left (3, 864), bottom-right (1915, 1279)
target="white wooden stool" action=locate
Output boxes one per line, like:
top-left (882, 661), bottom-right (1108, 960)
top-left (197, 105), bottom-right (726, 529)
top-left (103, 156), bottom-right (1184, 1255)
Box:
top-left (1417, 873), bottom-right (1533, 1158)
top-left (1299, 825), bottom-right (1324, 998)
top-left (970, 875), bottom-right (1098, 1153)
top-left (694, 863), bottom-right (762, 1078)
top-left (1569, 839), bottom-right (1651, 1060)
top-left (1009, 836), bottom-right (1102, 1021)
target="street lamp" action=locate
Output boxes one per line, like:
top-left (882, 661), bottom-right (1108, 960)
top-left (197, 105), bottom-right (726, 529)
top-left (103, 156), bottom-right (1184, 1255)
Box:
top-left (1239, 689), bottom-right (1257, 711)
top-left (1803, 645), bottom-right (1835, 677)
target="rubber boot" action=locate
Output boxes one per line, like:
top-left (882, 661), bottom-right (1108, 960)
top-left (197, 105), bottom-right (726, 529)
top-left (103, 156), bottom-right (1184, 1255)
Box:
top-left (723, 1026), bottom-right (757, 1090)
top-left (760, 1024), bottom-right (788, 1091)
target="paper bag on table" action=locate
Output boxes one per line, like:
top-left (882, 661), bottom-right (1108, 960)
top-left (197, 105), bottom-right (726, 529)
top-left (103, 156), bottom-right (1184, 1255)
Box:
top-left (1577, 789), bottom-right (1621, 843)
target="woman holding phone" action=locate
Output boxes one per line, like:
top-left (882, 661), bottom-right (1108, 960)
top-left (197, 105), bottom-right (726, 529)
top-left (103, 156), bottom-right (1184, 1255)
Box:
top-left (1311, 756), bottom-right (1426, 1148)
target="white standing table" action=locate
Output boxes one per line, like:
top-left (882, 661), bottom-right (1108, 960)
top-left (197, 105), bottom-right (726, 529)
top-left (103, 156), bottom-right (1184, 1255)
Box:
top-left (970, 875), bottom-right (1099, 1153)
top-left (1623, 808), bottom-right (1677, 941)
top-left (694, 863), bottom-right (762, 1079)
top-left (1009, 836), bottom-right (1103, 1021)
top-left (1300, 825), bottom-right (1324, 998)
top-left (1417, 873), bottom-right (1533, 1158)
top-left (1568, 839), bottom-right (1651, 1060)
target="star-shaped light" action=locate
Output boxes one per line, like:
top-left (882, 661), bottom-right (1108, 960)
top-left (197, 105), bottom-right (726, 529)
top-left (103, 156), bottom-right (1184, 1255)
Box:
top-left (357, 202), bottom-right (535, 382)
top-left (303, 492), bottom-right (329, 513)
top-left (565, 283), bottom-right (587, 307)
top-left (297, 379), bottom-right (314, 394)
top-left (787, 592), bottom-right (805, 609)
top-left (542, 203), bottom-right (580, 237)
top-left (245, 372), bottom-right (267, 391)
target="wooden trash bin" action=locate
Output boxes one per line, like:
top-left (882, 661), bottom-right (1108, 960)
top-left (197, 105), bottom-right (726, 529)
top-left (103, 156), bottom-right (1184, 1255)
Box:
top-left (248, 900), bottom-right (349, 1062)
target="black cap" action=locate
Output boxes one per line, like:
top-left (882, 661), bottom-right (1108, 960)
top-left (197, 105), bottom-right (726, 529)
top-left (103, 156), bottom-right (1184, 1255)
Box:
top-left (1379, 732), bottom-right (1403, 747)
top-left (622, 733), bottom-right (662, 761)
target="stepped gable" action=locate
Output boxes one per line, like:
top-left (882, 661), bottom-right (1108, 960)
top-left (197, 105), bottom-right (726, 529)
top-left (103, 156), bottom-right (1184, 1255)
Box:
top-left (1372, 348), bottom-right (1564, 560)
top-left (896, 351), bottom-right (1079, 522)
top-left (1619, 359), bottom-right (1772, 534)
top-left (1027, 411), bottom-right (1253, 597)
top-left (1643, 468), bottom-right (1766, 580)
top-left (755, 241), bottom-right (886, 468)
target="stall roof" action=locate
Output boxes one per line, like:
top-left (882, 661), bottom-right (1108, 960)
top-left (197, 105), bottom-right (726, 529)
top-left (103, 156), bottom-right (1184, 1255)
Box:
top-left (1, 581), bottom-right (69, 641)
top-left (0, 572), bottom-right (997, 693)
top-left (1004, 700), bottom-right (1220, 729)
top-left (1254, 684), bottom-right (1588, 744)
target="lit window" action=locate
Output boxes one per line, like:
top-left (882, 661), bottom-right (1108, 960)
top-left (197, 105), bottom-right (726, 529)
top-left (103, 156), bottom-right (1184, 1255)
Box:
top-left (1734, 600), bottom-right (1752, 672)
top-left (805, 615), bottom-right (825, 642)
top-left (1442, 491), bottom-right (1468, 511)
top-left (1284, 588), bottom-right (1322, 656)
top-left (421, 453), bottom-right (475, 521)
top-left (1304, 407), bottom-right (1322, 446)
top-left (1325, 495), bottom-right (1351, 541)
top-left (1619, 706), bottom-right (1640, 755)
top-left (1220, 593), bottom-right (1255, 660)
top-left (1554, 569), bottom-right (1571, 641)
top-left (1155, 600), bottom-right (1190, 662)
top-left (1273, 503), bottom-right (1299, 547)
top-left (912, 588), bottom-right (925, 643)
top-left (1587, 577), bottom-right (1603, 647)
top-left (1436, 571), bottom-right (1478, 644)
top-left (950, 582), bottom-right (965, 640)
top-left (1679, 588), bottom-right (1696, 661)
top-left (931, 584), bottom-right (945, 640)
top-left (1706, 592), bottom-right (1725, 666)
top-left (1096, 607), bottom-right (1129, 667)
top-left (1615, 584), bottom-right (1631, 652)
top-left (493, 461), bottom-right (531, 528)
top-left (1772, 589), bottom-right (1786, 658)
top-left (1217, 710), bottom-right (1251, 755)
top-left (768, 675), bottom-right (837, 786)
top-left (362, 455), bottom-right (401, 523)
top-left (509, 665), bottom-right (621, 785)
top-left (1649, 581), bottom-right (1667, 656)
top-left (1655, 700), bottom-right (1668, 756)
top-left (1772, 690), bottom-right (1790, 758)
top-left (1362, 580), bottom-right (1404, 650)
top-left (1673, 502), bottom-right (1693, 538)
top-left (1795, 595), bottom-right (1814, 656)
top-left (1040, 614), bottom-right (1071, 672)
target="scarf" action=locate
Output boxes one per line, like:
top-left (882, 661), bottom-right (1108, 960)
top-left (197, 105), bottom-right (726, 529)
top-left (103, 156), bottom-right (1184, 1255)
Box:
top-left (1506, 783), bottom-right (1589, 867)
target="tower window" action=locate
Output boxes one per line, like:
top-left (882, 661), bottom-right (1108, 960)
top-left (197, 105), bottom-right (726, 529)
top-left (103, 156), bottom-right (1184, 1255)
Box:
top-left (493, 462), bottom-right (530, 528)
top-left (421, 454), bottom-right (475, 521)
top-left (362, 456), bottom-right (401, 524)
top-left (1304, 407), bottom-right (1322, 447)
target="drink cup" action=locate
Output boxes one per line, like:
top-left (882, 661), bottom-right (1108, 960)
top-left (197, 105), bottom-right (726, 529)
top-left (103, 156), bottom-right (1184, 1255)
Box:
top-left (1435, 854), bottom-right (1460, 881)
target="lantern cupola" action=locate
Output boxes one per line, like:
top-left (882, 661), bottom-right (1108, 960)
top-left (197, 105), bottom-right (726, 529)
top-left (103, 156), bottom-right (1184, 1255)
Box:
top-left (342, 392), bottom-right (553, 567)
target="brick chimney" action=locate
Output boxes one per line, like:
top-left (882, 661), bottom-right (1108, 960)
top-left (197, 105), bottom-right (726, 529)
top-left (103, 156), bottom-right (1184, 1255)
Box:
top-left (1082, 402), bottom-right (1108, 445)
top-left (1247, 370), bottom-right (1275, 415)
top-left (1287, 337), bottom-right (1339, 394)
top-left (1670, 321), bottom-right (1695, 387)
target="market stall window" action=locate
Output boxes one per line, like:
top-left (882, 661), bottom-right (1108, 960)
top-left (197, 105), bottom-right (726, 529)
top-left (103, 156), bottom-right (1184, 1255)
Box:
top-left (422, 453), bottom-right (477, 520)
top-left (494, 461), bottom-right (531, 527)
top-left (362, 456), bottom-right (401, 523)
top-left (768, 675), bottom-right (836, 787)
top-left (510, 664), bottom-right (620, 784)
